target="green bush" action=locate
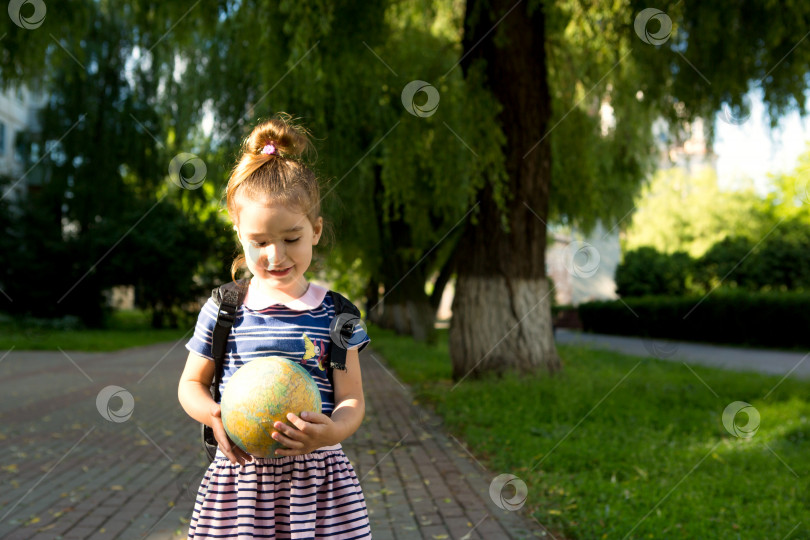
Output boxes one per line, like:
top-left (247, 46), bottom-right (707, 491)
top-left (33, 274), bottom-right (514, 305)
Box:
top-left (615, 247), bottom-right (693, 297)
top-left (578, 291), bottom-right (810, 348)
top-left (620, 218), bottom-right (810, 297)
top-left (692, 236), bottom-right (756, 291)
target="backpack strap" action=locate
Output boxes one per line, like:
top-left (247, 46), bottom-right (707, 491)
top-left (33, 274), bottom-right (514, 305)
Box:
top-left (210, 278), bottom-right (249, 402)
top-left (202, 278), bottom-right (248, 461)
top-left (328, 290), bottom-right (363, 381)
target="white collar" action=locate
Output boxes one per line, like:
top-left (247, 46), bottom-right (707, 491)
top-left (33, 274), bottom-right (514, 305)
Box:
top-left (243, 279), bottom-right (327, 311)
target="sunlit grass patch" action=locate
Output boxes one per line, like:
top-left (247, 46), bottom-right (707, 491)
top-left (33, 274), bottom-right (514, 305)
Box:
top-left (368, 326), bottom-right (808, 539)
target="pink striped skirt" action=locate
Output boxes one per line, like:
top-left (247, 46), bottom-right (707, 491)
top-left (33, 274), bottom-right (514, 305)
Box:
top-left (188, 444), bottom-right (372, 539)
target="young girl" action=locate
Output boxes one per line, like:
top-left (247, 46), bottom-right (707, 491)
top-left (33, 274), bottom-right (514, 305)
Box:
top-left (178, 115), bottom-right (372, 539)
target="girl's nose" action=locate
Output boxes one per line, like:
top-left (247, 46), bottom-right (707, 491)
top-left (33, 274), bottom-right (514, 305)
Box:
top-left (264, 243), bottom-right (284, 266)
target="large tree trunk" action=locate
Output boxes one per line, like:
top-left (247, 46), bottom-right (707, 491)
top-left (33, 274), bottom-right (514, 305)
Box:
top-left (380, 265), bottom-right (437, 343)
top-left (370, 166), bottom-right (437, 343)
top-left (450, 0), bottom-right (561, 380)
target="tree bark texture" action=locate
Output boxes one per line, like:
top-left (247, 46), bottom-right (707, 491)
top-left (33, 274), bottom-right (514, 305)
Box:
top-left (450, 0), bottom-right (561, 379)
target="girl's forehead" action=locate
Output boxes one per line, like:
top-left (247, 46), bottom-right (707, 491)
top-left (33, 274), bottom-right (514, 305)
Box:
top-left (236, 199), bottom-right (311, 234)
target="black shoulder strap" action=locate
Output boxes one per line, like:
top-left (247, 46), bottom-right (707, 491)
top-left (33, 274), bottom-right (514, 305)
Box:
top-left (328, 291), bottom-right (363, 380)
top-left (210, 278), bottom-right (248, 402)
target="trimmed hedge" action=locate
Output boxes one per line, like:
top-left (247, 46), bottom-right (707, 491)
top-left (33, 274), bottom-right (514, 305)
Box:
top-left (577, 291), bottom-right (810, 349)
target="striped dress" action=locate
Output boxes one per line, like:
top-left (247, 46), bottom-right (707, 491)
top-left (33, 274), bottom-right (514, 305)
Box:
top-left (185, 280), bottom-right (372, 539)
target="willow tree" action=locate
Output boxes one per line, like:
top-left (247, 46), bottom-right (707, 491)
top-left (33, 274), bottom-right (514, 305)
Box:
top-left (3, 0), bottom-right (506, 338)
top-left (6, 0), bottom-right (810, 352)
top-left (0, 2), bottom-right (222, 325)
top-left (123, 1), bottom-right (506, 342)
top-left (448, 0), bottom-right (810, 379)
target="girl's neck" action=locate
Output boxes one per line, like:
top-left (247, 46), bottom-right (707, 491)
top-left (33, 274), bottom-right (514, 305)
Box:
top-left (251, 276), bottom-right (309, 303)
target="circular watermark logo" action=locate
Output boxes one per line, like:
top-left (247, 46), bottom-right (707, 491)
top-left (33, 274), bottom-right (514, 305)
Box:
top-left (401, 80), bottom-right (440, 118)
top-left (329, 313), bottom-right (368, 349)
top-left (244, 242), bottom-right (276, 269)
top-left (489, 473), bottom-right (528, 511)
top-left (563, 240), bottom-right (600, 278)
top-left (265, 251), bottom-right (277, 268)
top-left (96, 385), bottom-right (135, 423)
top-left (642, 337), bottom-right (680, 359)
top-left (720, 97), bottom-right (752, 125)
top-left (8, 0), bottom-right (46, 29)
top-left (722, 401), bottom-right (759, 439)
top-left (634, 8), bottom-right (672, 45)
top-left (168, 152), bottom-right (206, 190)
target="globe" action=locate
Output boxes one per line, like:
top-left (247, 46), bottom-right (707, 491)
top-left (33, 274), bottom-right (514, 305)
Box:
top-left (220, 356), bottom-right (322, 458)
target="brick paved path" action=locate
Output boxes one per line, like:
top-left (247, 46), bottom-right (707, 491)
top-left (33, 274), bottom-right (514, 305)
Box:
top-left (0, 340), bottom-right (542, 539)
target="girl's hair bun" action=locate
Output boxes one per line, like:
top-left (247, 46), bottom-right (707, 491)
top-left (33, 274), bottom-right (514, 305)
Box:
top-left (247, 113), bottom-right (311, 159)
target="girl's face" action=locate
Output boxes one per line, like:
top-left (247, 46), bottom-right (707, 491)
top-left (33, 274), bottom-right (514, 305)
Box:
top-left (234, 197), bottom-right (323, 298)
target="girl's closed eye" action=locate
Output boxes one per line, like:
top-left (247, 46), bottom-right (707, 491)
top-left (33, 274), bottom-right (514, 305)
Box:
top-left (250, 239), bottom-right (299, 247)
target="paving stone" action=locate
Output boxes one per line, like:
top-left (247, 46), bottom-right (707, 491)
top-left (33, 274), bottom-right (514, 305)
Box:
top-left (0, 342), bottom-right (540, 539)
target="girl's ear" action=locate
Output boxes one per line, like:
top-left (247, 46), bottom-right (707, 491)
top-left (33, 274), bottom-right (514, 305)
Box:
top-left (233, 225), bottom-right (242, 243)
top-left (312, 217), bottom-right (323, 245)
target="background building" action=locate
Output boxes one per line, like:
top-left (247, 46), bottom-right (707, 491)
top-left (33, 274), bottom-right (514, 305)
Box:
top-left (0, 81), bottom-right (46, 203)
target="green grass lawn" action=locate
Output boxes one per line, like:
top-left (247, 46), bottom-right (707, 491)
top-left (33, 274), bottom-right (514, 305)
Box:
top-left (368, 325), bottom-right (808, 539)
top-left (0, 310), bottom-right (191, 351)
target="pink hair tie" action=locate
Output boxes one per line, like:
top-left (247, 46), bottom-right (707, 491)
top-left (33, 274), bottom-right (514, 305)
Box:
top-left (261, 141), bottom-right (277, 155)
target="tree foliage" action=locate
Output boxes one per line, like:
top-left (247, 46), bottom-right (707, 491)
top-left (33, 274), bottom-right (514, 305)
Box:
top-left (620, 144), bottom-right (810, 297)
top-left (618, 217), bottom-right (810, 297)
top-left (0, 2), bottom-right (218, 326)
top-left (624, 166), bottom-right (764, 257)
top-left (3, 0), bottom-right (810, 345)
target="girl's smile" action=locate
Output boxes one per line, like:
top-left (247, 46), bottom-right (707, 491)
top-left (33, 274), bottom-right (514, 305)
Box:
top-left (267, 266), bottom-right (293, 277)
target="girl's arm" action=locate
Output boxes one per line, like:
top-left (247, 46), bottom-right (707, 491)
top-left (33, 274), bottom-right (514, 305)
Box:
top-left (272, 347), bottom-right (365, 456)
top-left (178, 351), bottom-right (252, 464)
top-left (327, 347), bottom-right (366, 441)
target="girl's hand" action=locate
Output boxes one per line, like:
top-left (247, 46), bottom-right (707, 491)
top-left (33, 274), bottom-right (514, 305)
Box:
top-left (272, 411), bottom-right (337, 456)
top-left (210, 403), bottom-right (252, 466)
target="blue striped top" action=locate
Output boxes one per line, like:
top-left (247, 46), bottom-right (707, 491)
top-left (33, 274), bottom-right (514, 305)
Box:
top-left (185, 282), bottom-right (370, 416)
